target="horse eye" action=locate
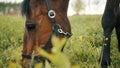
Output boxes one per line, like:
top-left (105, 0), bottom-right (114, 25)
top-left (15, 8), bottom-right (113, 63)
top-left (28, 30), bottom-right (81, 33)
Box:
top-left (26, 23), bottom-right (36, 31)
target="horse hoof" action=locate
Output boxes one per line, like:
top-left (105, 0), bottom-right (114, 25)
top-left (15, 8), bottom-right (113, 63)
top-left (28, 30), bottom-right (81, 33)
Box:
top-left (101, 66), bottom-right (108, 68)
top-left (98, 58), bottom-right (111, 68)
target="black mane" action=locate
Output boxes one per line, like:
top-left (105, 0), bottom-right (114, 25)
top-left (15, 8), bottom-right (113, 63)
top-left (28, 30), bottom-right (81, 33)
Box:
top-left (21, 0), bottom-right (30, 17)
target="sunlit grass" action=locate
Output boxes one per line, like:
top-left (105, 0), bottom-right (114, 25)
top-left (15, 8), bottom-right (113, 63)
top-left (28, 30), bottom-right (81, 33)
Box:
top-left (0, 15), bottom-right (119, 68)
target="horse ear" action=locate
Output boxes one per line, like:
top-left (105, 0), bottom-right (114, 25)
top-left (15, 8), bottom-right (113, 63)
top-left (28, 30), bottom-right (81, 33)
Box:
top-left (21, 0), bottom-right (30, 17)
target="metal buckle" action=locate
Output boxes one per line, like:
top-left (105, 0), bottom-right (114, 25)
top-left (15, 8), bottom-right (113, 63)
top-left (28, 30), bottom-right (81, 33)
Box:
top-left (57, 24), bottom-right (72, 37)
top-left (48, 10), bottom-right (56, 18)
top-left (58, 29), bottom-right (69, 36)
top-left (58, 29), bottom-right (63, 33)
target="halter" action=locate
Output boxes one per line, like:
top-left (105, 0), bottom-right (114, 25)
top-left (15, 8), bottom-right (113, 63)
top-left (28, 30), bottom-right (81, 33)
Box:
top-left (22, 0), bottom-right (72, 61)
top-left (45, 0), bottom-right (72, 37)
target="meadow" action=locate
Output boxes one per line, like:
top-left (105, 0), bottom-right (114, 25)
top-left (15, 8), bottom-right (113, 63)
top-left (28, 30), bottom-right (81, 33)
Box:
top-left (0, 15), bottom-right (120, 68)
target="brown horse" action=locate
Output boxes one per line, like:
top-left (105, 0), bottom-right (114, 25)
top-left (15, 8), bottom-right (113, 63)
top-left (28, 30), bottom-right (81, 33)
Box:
top-left (21, 0), bottom-right (72, 68)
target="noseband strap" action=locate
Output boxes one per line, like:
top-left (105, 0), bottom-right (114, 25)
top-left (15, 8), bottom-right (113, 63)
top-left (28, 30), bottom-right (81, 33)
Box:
top-left (22, 53), bottom-right (45, 62)
top-left (22, 54), bottom-right (32, 59)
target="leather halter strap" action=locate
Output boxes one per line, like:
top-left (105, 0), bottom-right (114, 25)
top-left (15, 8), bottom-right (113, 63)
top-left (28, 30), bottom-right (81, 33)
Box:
top-left (45, 0), bottom-right (60, 36)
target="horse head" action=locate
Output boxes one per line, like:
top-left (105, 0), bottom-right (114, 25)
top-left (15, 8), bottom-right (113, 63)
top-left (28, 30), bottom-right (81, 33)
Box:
top-left (21, 0), bottom-right (71, 67)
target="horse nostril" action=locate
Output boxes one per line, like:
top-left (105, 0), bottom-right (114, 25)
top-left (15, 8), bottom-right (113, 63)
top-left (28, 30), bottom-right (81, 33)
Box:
top-left (26, 23), bottom-right (36, 31)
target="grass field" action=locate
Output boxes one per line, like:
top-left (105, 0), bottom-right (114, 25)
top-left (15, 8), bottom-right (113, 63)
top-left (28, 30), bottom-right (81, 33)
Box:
top-left (0, 15), bottom-right (120, 68)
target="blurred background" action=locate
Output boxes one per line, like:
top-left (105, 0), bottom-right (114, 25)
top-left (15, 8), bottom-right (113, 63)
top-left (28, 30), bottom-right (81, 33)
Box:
top-left (0, 0), bottom-right (106, 16)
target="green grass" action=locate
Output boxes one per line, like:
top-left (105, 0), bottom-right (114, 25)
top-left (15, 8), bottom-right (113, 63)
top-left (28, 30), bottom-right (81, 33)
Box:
top-left (0, 15), bottom-right (24, 68)
top-left (0, 15), bottom-right (120, 68)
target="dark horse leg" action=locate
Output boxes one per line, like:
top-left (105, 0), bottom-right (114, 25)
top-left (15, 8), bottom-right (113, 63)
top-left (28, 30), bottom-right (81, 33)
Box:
top-left (115, 15), bottom-right (120, 52)
top-left (99, 9), bottom-right (116, 68)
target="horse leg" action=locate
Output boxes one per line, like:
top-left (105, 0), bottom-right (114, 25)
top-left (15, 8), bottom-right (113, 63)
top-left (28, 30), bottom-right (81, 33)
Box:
top-left (100, 35), bottom-right (111, 68)
top-left (99, 10), bottom-right (115, 68)
top-left (115, 17), bottom-right (120, 52)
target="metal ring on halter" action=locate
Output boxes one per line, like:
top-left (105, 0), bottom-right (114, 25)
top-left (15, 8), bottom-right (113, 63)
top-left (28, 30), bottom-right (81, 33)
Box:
top-left (58, 29), bottom-right (63, 33)
top-left (48, 10), bottom-right (56, 18)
